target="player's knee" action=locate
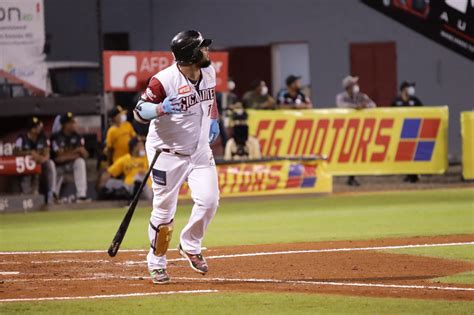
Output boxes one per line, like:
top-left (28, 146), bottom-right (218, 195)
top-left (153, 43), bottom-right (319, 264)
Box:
top-left (74, 157), bottom-right (85, 167)
top-left (195, 194), bottom-right (219, 210)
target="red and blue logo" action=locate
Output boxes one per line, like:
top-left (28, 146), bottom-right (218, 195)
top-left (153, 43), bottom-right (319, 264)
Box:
top-left (395, 118), bottom-right (440, 161)
top-left (286, 164), bottom-right (317, 188)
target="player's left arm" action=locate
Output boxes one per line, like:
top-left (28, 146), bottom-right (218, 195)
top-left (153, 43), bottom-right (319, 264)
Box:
top-left (208, 80), bottom-right (220, 144)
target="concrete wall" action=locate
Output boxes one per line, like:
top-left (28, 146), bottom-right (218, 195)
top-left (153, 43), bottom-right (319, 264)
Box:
top-left (44, 0), bottom-right (474, 158)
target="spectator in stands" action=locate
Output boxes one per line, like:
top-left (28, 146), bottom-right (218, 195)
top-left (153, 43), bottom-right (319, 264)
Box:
top-left (215, 78), bottom-right (239, 149)
top-left (336, 75), bottom-right (376, 186)
top-left (51, 112), bottom-right (90, 203)
top-left (392, 81), bottom-right (422, 107)
top-left (97, 137), bottom-right (152, 200)
top-left (224, 104), bottom-right (262, 161)
top-left (392, 81), bottom-right (423, 183)
top-left (336, 75), bottom-right (376, 109)
top-left (14, 117), bottom-right (57, 204)
top-left (278, 75), bottom-right (312, 109)
top-left (105, 105), bottom-right (136, 165)
top-left (242, 80), bottom-right (276, 110)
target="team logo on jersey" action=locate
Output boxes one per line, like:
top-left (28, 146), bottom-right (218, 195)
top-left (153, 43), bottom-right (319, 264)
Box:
top-left (178, 85), bottom-right (192, 94)
top-left (145, 88), bottom-right (156, 99)
top-left (178, 87), bottom-right (215, 111)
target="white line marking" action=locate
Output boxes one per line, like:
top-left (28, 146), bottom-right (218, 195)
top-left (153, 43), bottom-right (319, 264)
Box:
top-left (122, 241), bottom-right (474, 265)
top-left (0, 247), bottom-right (207, 255)
top-left (174, 277), bottom-right (474, 292)
top-left (0, 289), bottom-right (219, 303)
top-left (0, 271), bottom-right (19, 275)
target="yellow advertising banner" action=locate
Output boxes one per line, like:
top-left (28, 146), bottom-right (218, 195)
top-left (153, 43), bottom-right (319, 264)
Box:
top-left (247, 107), bottom-right (449, 175)
top-left (178, 159), bottom-right (332, 198)
top-left (461, 112), bottom-right (474, 180)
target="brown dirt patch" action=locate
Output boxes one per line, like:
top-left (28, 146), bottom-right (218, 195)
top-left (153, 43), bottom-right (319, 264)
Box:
top-left (1, 234), bottom-right (473, 302)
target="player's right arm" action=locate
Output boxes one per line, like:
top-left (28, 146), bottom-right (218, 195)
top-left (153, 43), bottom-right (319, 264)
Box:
top-left (133, 77), bottom-right (180, 124)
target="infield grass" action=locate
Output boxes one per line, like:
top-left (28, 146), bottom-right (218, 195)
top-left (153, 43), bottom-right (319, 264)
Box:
top-left (1, 292), bottom-right (473, 315)
top-left (0, 188), bottom-right (473, 251)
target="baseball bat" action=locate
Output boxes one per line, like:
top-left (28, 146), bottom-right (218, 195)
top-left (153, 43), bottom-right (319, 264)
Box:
top-left (107, 149), bottom-right (160, 257)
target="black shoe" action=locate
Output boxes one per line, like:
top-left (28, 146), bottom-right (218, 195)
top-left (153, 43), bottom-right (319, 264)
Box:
top-left (150, 269), bottom-right (170, 284)
top-left (347, 177), bottom-right (361, 187)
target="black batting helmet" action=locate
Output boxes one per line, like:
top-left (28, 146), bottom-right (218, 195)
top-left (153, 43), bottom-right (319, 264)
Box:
top-left (170, 30), bottom-right (212, 65)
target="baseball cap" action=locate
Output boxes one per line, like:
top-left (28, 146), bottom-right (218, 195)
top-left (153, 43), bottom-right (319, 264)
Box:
top-left (342, 75), bottom-right (359, 88)
top-left (108, 105), bottom-right (126, 118)
top-left (26, 116), bottom-right (42, 130)
top-left (286, 75), bottom-right (301, 86)
top-left (400, 81), bottom-right (415, 91)
top-left (60, 112), bottom-right (75, 125)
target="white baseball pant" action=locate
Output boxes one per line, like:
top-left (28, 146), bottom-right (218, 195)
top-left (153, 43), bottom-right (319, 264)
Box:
top-left (145, 145), bottom-right (219, 270)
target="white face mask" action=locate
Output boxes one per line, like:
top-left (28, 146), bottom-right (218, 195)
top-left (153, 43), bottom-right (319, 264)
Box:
top-left (228, 81), bottom-right (235, 91)
top-left (407, 86), bottom-right (415, 96)
top-left (120, 114), bottom-right (127, 123)
top-left (260, 86), bottom-right (268, 96)
top-left (352, 85), bottom-right (360, 94)
top-left (138, 149), bottom-right (145, 157)
top-left (234, 108), bottom-right (244, 115)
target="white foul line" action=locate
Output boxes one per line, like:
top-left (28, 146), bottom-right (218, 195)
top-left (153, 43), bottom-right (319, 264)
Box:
top-left (174, 277), bottom-right (474, 292)
top-left (0, 289), bottom-right (219, 303)
top-left (0, 247), bottom-right (207, 255)
top-left (122, 241), bottom-right (474, 265)
top-left (0, 271), bottom-right (19, 275)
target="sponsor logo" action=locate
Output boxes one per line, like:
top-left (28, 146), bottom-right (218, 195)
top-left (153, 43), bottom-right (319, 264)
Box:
top-left (395, 118), bottom-right (440, 161)
top-left (286, 164), bottom-right (317, 188)
top-left (109, 55), bottom-right (137, 88)
top-left (178, 85), bottom-right (192, 94)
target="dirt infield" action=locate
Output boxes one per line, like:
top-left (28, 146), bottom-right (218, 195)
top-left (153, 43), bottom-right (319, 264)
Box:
top-left (1, 234), bottom-right (473, 302)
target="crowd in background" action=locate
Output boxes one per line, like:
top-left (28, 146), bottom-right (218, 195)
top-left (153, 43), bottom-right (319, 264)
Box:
top-left (13, 74), bottom-right (423, 203)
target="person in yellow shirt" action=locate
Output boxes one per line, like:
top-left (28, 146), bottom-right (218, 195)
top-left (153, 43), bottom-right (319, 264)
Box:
top-left (105, 106), bottom-right (136, 164)
top-left (98, 137), bottom-right (152, 200)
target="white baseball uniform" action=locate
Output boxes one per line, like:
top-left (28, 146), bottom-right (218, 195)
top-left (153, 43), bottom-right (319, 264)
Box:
top-left (139, 63), bottom-right (219, 271)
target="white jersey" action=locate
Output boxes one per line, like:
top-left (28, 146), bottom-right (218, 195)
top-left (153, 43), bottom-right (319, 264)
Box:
top-left (141, 63), bottom-right (218, 155)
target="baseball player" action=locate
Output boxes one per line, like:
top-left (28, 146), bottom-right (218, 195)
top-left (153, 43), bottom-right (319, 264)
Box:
top-left (134, 30), bottom-right (220, 284)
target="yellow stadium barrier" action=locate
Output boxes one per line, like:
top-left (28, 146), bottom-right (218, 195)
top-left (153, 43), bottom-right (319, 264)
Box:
top-left (247, 107), bottom-right (449, 175)
top-left (461, 112), bottom-right (474, 180)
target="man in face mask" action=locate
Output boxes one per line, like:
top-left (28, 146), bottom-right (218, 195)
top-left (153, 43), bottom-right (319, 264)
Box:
top-left (392, 81), bottom-right (423, 183)
top-left (278, 75), bottom-right (312, 109)
top-left (335, 75), bottom-right (376, 187)
top-left (391, 81), bottom-right (423, 107)
top-left (242, 79), bottom-right (276, 110)
top-left (336, 75), bottom-right (376, 109)
top-left (105, 105), bottom-right (136, 164)
top-left (98, 137), bottom-right (152, 200)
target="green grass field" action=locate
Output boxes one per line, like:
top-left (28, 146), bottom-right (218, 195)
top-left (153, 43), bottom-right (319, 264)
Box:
top-left (1, 188), bottom-right (473, 314)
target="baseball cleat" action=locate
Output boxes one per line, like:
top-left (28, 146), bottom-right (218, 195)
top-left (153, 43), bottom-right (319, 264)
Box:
top-left (178, 243), bottom-right (208, 275)
top-left (149, 269), bottom-right (170, 284)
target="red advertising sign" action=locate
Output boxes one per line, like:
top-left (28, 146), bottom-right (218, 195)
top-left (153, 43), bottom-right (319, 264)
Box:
top-left (0, 156), bottom-right (41, 176)
top-left (103, 51), bottom-right (228, 92)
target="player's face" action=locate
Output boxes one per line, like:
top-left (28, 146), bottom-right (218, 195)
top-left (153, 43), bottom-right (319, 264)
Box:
top-left (198, 46), bottom-right (211, 68)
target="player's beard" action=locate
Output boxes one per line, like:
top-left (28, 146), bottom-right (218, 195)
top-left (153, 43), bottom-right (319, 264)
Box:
top-left (198, 57), bottom-right (211, 68)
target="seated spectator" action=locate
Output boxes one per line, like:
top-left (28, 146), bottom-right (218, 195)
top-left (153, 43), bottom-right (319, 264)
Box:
top-left (224, 106), bottom-right (262, 161)
top-left (336, 76), bottom-right (376, 187)
top-left (336, 76), bottom-right (376, 109)
top-left (242, 80), bottom-right (276, 110)
top-left (392, 81), bottom-right (423, 183)
top-left (105, 105), bottom-right (136, 164)
top-left (278, 75), bottom-right (312, 109)
top-left (97, 137), bottom-right (152, 200)
top-left (14, 117), bottom-right (57, 204)
top-left (51, 112), bottom-right (90, 203)
top-left (392, 81), bottom-right (423, 107)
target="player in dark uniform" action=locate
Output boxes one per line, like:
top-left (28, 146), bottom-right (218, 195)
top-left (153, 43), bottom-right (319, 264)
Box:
top-left (392, 81), bottom-right (423, 183)
top-left (50, 112), bottom-right (90, 202)
top-left (14, 117), bottom-right (57, 203)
